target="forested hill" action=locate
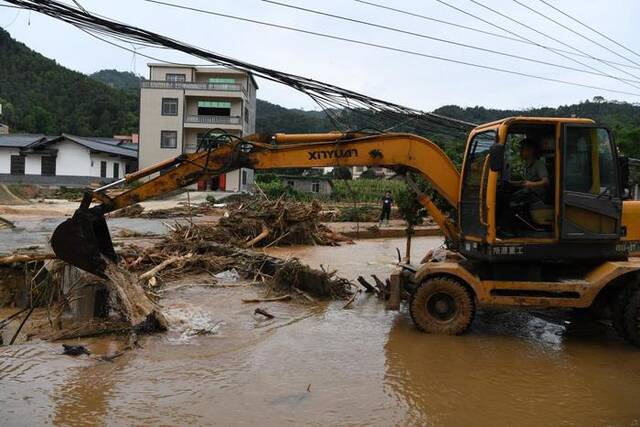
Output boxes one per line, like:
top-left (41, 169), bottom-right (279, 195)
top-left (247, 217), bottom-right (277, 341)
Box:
top-left (0, 28), bottom-right (638, 155)
top-left (0, 28), bottom-right (138, 136)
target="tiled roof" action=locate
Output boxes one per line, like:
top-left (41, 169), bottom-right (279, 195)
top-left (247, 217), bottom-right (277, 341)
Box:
top-left (0, 134), bottom-right (47, 148)
top-left (1, 134), bottom-right (138, 158)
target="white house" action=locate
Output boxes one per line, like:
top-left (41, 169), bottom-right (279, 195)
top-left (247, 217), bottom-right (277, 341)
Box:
top-left (0, 134), bottom-right (137, 185)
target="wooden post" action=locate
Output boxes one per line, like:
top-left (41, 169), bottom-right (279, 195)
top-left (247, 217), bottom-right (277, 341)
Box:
top-left (386, 270), bottom-right (401, 311)
top-left (404, 223), bottom-right (414, 264)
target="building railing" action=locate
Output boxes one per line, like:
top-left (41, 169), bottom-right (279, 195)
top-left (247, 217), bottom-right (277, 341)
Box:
top-left (184, 115), bottom-right (242, 125)
top-left (141, 80), bottom-right (246, 94)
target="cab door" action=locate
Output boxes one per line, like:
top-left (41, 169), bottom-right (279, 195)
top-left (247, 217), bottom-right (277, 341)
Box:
top-left (561, 124), bottom-right (622, 240)
top-left (459, 130), bottom-right (496, 238)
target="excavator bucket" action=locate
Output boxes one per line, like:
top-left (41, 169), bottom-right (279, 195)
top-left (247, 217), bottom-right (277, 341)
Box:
top-left (51, 193), bottom-right (117, 279)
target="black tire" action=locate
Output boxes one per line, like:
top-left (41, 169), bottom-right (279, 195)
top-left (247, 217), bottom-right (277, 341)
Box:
top-left (409, 276), bottom-right (475, 335)
top-left (611, 283), bottom-right (638, 342)
top-left (624, 287), bottom-right (640, 347)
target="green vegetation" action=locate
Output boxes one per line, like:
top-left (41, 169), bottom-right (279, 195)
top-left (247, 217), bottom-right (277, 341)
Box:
top-left (0, 28), bottom-right (138, 136)
top-left (90, 69), bottom-right (143, 91)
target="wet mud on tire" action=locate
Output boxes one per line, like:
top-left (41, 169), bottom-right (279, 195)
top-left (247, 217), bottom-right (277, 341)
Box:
top-left (409, 276), bottom-right (475, 335)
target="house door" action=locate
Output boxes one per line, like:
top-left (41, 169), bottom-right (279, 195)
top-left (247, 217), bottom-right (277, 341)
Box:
top-left (561, 124), bottom-right (622, 240)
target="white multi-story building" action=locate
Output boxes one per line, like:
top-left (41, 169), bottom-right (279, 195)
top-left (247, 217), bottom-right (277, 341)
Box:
top-left (138, 64), bottom-right (258, 192)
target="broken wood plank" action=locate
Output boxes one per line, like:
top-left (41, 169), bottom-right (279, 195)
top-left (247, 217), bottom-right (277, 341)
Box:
top-left (356, 276), bottom-right (377, 293)
top-left (138, 253), bottom-right (193, 281)
top-left (0, 253), bottom-right (56, 265)
top-left (254, 307), bottom-right (275, 319)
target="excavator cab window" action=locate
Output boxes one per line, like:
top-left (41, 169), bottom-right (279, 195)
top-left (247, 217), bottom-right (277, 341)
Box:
top-left (561, 125), bottom-right (622, 239)
top-left (460, 130), bottom-right (496, 237)
top-left (496, 124), bottom-right (556, 238)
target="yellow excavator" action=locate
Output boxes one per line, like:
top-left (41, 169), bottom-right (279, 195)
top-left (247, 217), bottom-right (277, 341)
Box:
top-left (51, 117), bottom-right (640, 346)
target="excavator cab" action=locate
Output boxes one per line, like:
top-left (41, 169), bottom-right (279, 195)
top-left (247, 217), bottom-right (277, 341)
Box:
top-left (457, 117), bottom-right (628, 262)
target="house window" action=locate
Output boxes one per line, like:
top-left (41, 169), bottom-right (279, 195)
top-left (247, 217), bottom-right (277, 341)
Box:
top-left (113, 163), bottom-right (120, 179)
top-left (100, 161), bottom-right (107, 178)
top-left (161, 131), bottom-right (178, 149)
top-left (312, 180), bottom-right (320, 193)
top-left (41, 156), bottom-right (56, 176)
top-left (197, 101), bottom-right (231, 116)
top-left (242, 169), bottom-right (248, 186)
top-left (208, 77), bottom-right (236, 84)
top-left (166, 73), bottom-right (186, 82)
top-left (161, 98), bottom-right (178, 116)
top-left (244, 106), bottom-right (249, 123)
top-left (10, 155), bottom-right (25, 175)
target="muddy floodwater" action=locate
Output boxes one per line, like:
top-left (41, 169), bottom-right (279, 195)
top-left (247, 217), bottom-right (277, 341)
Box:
top-left (2, 236), bottom-right (639, 426)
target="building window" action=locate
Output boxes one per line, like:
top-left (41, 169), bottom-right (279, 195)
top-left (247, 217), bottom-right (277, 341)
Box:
top-left (113, 163), bottom-right (120, 179)
top-left (10, 155), bottom-right (25, 175)
top-left (312, 180), bottom-right (320, 193)
top-left (161, 131), bottom-right (178, 149)
top-left (242, 169), bottom-right (248, 186)
top-left (166, 73), bottom-right (186, 82)
top-left (100, 161), bottom-right (107, 178)
top-left (41, 156), bottom-right (56, 176)
top-left (197, 101), bottom-right (231, 116)
top-left (161, 98), bottom-right (178, 116)
top-left (244, 106), bottom-right (249, 123)
top-left (208, 77), bottom-right (236, 84)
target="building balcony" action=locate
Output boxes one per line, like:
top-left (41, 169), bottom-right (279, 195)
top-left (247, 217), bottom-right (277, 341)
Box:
top-left (184, 115), bottom-right (242, 127)
top-left (141, 80), bottom-right (247, 95)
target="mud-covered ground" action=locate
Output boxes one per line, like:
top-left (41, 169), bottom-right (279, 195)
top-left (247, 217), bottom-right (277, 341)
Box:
top-left (1, 236), bottom-right (639, 426)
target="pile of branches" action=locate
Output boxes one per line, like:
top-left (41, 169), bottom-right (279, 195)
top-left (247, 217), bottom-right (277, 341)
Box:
top-left (177, 198), bottom-right (352, 248)
top-left (108, 203), bottom-right (217, 219)
top-left (120, 236), bottom-right (354, 301)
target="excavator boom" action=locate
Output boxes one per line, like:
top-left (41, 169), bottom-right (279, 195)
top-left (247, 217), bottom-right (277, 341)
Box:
top-left (51, 132), bottom-right (461, 276)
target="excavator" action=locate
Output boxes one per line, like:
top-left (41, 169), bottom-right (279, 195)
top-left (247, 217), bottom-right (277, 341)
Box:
top-left (51, 117), bottom-right (640, 346)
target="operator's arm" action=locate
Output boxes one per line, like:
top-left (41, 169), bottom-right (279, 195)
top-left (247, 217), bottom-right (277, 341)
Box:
top-left (522, 159), bottom-right (549, 189)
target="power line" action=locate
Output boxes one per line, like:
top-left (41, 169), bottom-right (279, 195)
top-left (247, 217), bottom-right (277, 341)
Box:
top-left (136, 0), bottom-right (640, 97)
top-left (535, 0), bottom-right (640, 61)
top-left (512, 0), bottom-right (640, 68)
top-left (259, 0), bottom-right (640, 84)
top-left (465, 0), bottom-right (640, 89)
top-left (2, 0), bottom-right (478, 135)
top-left (352, 0), bottom-right (640, 71)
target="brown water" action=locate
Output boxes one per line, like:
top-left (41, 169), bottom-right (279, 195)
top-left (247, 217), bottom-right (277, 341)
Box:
top-left (1, 237), bottom-right (639, 426)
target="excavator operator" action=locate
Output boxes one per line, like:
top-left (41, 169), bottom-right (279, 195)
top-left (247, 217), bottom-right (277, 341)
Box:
top-left (499, 138), bottom-right (549, 235)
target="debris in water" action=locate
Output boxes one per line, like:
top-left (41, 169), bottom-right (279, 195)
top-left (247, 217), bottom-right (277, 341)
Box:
top-left (0, 216), bottom-right (15, 230)
top-left (214, 269), bottom-right (240, 282)
top-left (254, 308), bottom-right (275, 319)
top-left (62, 344), bottom-right (91, 356)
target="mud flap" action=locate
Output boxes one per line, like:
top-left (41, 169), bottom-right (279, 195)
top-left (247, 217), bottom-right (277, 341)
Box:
top-left (51, 193), bottom-right (117, 278)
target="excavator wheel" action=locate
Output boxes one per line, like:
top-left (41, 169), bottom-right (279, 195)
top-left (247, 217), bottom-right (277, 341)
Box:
top-left (409, 276), bottom-right (475, 335)
top-left (623, 287), bottom-right (640, 347)
top-left (611, 283), bottom-right (638, 342)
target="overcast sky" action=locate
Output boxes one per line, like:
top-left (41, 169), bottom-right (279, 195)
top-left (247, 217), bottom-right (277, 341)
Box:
top-left (2, 0), bottom-right (640, 111)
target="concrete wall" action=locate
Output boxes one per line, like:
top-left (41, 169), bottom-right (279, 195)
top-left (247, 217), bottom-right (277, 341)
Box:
top-left (55, 140), bottom-right (91, 176)
top-left (0, 174), bottom-right (119, 186)
top-left (149, 65), bottom-right (194, 81)
top-left (89, 153), bottom-right (127, 179)
top-left (139, 87), bottom-right (184, 169)
top-left (284, 178), bottom-right (332, 195)
top-left (226, 168), bottom-right (254, 192)
top-left (0, 148), bottom-right (19, 173)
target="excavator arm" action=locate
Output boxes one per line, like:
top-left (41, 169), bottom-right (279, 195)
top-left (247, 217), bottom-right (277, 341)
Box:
top-left (51, 132), bottom-right (461, 276)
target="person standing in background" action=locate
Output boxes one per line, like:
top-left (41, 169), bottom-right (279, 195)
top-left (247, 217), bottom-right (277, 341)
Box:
top-left (379, 191), bottom-right (393, 226)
